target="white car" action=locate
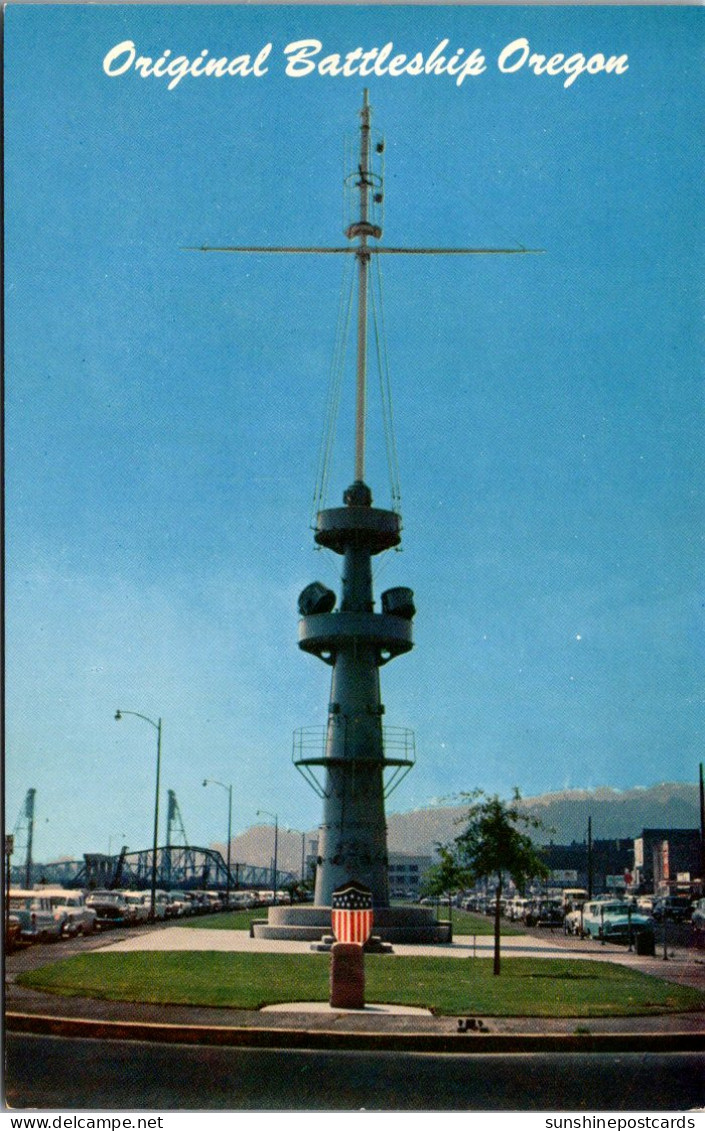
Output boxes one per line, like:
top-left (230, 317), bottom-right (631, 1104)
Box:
top-left (121, 892), bottom-right (150, 923)
top-left (691, 897), bottom-right (705, 933)
top-left (563, 908), bottom-right (583, 935)
top-left (42, 889), bottom-right (97, 937)
top-left (561, 889), bottom-right (588, 915)
top-left (204, 891), bottom-right (225, 912)
top-left (228, 891), bottom-right (258, 909)
top-left (508, 897), bottom-right (530, 922)
top-left (167, 891), bottom-right (193, 917)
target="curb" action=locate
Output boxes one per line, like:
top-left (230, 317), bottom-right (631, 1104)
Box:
top-left (7, 1012), bottom-right (705, 1054)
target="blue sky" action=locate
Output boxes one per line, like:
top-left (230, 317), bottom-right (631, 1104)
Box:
top-left (5, 4), bottom-right (704, 863)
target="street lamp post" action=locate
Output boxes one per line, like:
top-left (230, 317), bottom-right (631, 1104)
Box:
top-left (286, 828), bottom-right (307, 885)
top-left (257, 809), bottom-right (278, 905)
top-left (115, 710), bottom-right (162, 922)
top-left (203, 779), bottom-right (233, 906)
top-left (5, 835), bottom-right (14, 945)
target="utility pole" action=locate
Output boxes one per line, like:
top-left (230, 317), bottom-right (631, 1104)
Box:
top-left (699, 763), bottom-right (705, 894)
top-left (587, 815), bottom-right (593, 900)
top-left (5, 835), bottom-right (14, 942)
top-left (24, 788), bottom-right (36, 889)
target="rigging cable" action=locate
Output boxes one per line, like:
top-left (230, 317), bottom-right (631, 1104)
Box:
top-left (370, 246), bottom-right (402, 514)
top-left (311, 250), bottom-right (356, 524)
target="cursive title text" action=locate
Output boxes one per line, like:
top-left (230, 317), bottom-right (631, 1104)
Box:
top-left (102, 37), bottom-right (630, 91)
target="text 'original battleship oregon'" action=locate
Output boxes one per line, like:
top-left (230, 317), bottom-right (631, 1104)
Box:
top-left (194, 92), bottom-right (535, 945)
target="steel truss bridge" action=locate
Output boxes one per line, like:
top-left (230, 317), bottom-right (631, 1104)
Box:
top-left (11, 846), bottom-right (295, 892)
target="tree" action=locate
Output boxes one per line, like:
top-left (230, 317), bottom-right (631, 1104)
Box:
top-left (421, 844), bottom-right (472, 923)
top-left (452, 789), bottom-right (548, 975)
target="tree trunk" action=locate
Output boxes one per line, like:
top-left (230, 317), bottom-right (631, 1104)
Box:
top-left (493, 874), bottom-right (502, 976)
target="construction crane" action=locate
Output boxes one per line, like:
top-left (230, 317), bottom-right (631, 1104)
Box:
top-left (166, 789), bottom-right (188, 848)
top-left (13, 788), bottom-right (36, 888)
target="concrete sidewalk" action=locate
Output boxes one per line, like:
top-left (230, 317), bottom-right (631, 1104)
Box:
top-left (100, 925), bottom-right (566, 956)
top-left (99, 922), bottom-right (705, 988)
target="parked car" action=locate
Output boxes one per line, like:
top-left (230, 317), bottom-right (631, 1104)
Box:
top-left (8, 890), bottom-right (65, 942)
top-left (506, 897), bottom-right (530, 922)
top-left (121, 892), bottom-right (150, 923)
top-left (229, 891), bottom-right (258, 909)
top-left (153, 890), bottom-right (170, 920)
top-left (121, 890), bottom-right (168, 920)
top-left (563, 907), bottom-right (583, 935)
top-left (186, 891), bottom-right (209, 915)
top-left (581, 900), bottom-right (653, 942)
top-left (5, 913), bottom-right (23, 951)
top-left (691, 898), bottom-right (705, 933)
top-left (166, 891), bottom-right (193, 917)
top-left (204, 891), bottom-right (225, 913)
top-left (652, 895), bottom-right (692, 923)
top-left (42, 889), bottom-right (97, 937)
top-left (526, 899), bottom-right (563, 928)
top-left (561, 888), bottom-right (588, 915)
top-left (85, 890), bottom-right (130, 928)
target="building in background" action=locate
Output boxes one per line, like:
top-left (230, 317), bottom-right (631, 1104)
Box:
top-left (305, 838), bottom-right (432, 900)
top-left (634, 828), bottom-right (701, 893)
top-left (387, 853), bottom-right (433, 899)
top-left (542, 840), bottom-right (633, 894)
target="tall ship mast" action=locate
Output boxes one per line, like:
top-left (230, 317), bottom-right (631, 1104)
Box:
top-left (296, 89), bottom-right (414, 914)
top-left (195, 91), bottom-right (536, 945)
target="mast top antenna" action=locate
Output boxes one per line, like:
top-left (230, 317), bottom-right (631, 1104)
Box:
top-left (186, 94), bottom-right (543, 500)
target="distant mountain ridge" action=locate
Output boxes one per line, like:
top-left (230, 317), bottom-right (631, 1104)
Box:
top-left (221, 782), bottom-right (701, 872)
top-left (385, 782), bottom-right (700, 857)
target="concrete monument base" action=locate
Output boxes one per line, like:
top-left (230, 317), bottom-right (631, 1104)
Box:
top-left (251, 904), bottom-right (452, 945)
top-left (311, 933), bottom-right (393, 953)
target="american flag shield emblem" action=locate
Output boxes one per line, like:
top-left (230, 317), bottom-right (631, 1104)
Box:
top-left (331, 880), bottom-right (374, 945)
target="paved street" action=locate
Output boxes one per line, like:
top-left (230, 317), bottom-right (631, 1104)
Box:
top-left (7, 1034), bottom-right (705, 1111)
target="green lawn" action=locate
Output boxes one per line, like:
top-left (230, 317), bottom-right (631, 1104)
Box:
top-left (184, 907), bottom-right (523, 936)
top-left (184, 909), bottom-right (260, 931)
top-left (17, 952), bottom-right (705, 1017)
top-left (450, 908), bottom-right (525, 936)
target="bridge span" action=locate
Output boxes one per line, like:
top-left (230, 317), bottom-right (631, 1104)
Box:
top-left (11, 845), bottom-right (296, 892)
